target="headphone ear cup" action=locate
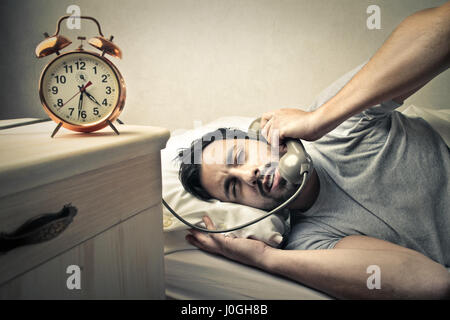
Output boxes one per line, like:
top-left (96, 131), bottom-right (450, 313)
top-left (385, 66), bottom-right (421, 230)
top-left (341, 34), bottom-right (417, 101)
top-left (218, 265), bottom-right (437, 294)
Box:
top-left (88, 36), bottom-right (122, 58)
top-left (35, 35), bottom-right (72, 58)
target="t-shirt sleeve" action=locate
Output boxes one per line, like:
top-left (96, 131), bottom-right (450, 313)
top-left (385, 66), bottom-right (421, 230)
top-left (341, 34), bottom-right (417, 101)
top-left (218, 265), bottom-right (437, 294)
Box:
top-left (306, 61), bottom-right (367, 113)
top-left (360, 99), bottom-right (403, 120)
top-left (284, 220), bottom-right (343, 250)
top-left (307, 61), bottom-right (404, 138)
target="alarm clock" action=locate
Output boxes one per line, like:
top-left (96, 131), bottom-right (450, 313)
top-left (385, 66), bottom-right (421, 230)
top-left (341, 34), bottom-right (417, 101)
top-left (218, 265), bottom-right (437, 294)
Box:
top-left (35, 15), bottom-right (126, 137)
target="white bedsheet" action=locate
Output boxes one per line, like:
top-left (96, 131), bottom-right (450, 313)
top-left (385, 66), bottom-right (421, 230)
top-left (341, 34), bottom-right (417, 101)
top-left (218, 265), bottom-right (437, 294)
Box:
top-left (165, 250), bottom-right (332, 300)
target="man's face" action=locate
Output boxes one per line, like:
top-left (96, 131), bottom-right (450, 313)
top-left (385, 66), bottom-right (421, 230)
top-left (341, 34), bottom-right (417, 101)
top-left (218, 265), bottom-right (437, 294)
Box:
top-left (200, 138), bottom-right (298, 210)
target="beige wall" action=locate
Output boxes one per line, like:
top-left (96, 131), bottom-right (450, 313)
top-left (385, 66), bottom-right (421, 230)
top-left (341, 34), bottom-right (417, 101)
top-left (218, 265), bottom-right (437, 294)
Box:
top-left (0, 0), bottom-right (448, 131)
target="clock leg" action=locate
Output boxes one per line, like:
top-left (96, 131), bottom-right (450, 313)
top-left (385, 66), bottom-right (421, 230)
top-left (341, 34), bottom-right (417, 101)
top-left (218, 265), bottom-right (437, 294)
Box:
top-left (116, 118), bottom-right (124, 125)
top-left (50, 122), bottom-right (63, 138)
top-left (107, 120), bottom-right (120, 135)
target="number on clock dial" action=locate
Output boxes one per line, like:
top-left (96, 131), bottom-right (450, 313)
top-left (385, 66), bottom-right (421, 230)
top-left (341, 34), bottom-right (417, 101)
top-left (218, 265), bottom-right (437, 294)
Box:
top-left (42, 52), bottom-right (119, 125)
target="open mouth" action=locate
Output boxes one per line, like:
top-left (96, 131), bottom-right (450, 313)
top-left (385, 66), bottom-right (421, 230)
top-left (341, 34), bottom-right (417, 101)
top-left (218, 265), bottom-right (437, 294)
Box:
top-left (262, 167), bottom-right (278, 194)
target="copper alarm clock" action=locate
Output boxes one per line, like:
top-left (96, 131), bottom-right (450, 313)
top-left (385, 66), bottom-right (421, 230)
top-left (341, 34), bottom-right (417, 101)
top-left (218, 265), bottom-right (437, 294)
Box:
top-left (35, 15), bottom-right (126, 137)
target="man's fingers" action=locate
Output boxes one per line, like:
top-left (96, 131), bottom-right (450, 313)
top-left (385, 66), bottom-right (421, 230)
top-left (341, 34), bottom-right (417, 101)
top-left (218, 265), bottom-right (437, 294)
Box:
top-left (201, 216), bottom-right (228, 242)
top-left (186, 219), bottom-right (226, 254)
top-left (185, 234), bottom-right (204, 249)
top-left (202, 215), bottom-right (216, 230)
top-left (187, 228), bottom-right (209, 242)
top-left (260, 112), bottom-right (273, 130)
top-left (186, 229), bottom-right (217, 250)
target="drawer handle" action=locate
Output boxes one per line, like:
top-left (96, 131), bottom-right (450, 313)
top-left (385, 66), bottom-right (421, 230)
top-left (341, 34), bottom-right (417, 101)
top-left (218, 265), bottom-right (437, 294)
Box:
top-left (0, 204), bottom-right (77, 253)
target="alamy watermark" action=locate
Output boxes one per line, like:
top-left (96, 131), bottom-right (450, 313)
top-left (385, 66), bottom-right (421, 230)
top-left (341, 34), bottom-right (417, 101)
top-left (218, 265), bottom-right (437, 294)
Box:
top-left (66, 5), bottom-right (81, 30)
top-left (66, 264), bottom-right (81, 290)
top-left (367, 5), bottom-right (381, 30)
top-left (366, 265), bottom-right (381, 290)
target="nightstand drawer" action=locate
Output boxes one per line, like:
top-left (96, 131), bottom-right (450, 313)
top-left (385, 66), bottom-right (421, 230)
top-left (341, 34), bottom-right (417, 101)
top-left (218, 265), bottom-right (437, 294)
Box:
top-left (0, 153), bottom-right (161, 286)
top-left (0, 204), bottom-right (165, 299)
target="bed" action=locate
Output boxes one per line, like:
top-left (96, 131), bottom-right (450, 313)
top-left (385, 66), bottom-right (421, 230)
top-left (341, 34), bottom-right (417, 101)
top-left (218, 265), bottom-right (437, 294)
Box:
top-left (161, 104), bottom-right (449, 300)
top-left (165, 246), bottom-right (332, 300)
top-left (160, 61), bottom-right (450, 300)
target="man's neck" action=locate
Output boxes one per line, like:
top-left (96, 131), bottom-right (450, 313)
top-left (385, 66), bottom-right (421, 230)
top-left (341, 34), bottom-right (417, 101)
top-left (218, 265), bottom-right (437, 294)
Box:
top-left (287, 168), bottom-right (320, 212)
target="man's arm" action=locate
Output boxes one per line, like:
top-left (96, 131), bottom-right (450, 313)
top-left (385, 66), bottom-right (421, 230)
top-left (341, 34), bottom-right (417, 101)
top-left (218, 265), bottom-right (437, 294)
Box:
top-left (264, 235), bottom-right (450, 299)
top-left (186, 216), bottom-right (450, 299)
top-left (261, 2), bottom-right (450, 142)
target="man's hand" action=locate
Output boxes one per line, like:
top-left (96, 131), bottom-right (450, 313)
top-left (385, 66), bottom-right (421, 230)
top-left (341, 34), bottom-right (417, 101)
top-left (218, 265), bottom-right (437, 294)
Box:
top-left (260, 108), bottom-right (321, 143)
top-left (261, 2), bottom-right (449, 143)
top-left (187, 217), bottom-right (450, 299)
top-left (186, 216), bottom-right (273, 269)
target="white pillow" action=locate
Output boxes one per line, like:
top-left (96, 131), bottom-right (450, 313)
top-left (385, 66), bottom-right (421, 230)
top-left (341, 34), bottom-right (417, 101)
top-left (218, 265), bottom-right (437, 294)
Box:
top-left (162, 116), bottom-right (290, 253)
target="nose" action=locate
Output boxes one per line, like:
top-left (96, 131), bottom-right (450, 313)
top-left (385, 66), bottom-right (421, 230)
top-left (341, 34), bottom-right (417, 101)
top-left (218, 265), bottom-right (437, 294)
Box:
top-left (229, 165), bottom-right (260, 186)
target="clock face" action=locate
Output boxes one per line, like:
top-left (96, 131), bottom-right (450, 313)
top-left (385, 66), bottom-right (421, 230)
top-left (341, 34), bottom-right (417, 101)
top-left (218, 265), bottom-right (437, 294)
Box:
top-left (41, 51), bottom-right (121, 126)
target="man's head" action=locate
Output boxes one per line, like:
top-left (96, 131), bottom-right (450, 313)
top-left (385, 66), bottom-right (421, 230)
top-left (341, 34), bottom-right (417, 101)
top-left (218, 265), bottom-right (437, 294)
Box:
top-left (177, 128), bottom-right (300, 210)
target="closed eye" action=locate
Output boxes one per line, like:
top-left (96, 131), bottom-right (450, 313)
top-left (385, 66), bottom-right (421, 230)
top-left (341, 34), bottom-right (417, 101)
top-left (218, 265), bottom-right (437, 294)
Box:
top-left (231, 178), bottom-right (238, 199)
top-left (223, 145), bottom-right (245, 200)
top-left (224, 176), bottom-right (238, 200)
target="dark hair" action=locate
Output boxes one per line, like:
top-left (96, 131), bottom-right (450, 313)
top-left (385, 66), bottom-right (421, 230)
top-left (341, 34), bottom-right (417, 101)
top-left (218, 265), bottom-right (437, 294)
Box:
top-left (176, 127), bottom-right (260, 201)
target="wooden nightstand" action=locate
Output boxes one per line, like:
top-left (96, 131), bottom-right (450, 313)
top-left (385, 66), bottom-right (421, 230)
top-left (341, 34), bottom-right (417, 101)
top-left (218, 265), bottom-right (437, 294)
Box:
top-left (0, 119), bottom-right (170, 299)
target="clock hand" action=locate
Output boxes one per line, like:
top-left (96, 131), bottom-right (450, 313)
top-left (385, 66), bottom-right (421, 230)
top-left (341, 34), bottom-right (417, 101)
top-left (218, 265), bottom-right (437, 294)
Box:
top-left (59, 81), bottom-right (92, 109)
top-left (83, 89), bottom-right (102, 107)
top-left (80, 81), bottom-right (92, 91)
top-left (77, 86), bottom-right (84, 119)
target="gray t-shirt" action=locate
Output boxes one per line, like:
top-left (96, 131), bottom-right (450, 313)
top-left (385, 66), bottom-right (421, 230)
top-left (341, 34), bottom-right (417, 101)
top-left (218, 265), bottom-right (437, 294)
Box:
top-left (284, 63), bottom-right (450, 267)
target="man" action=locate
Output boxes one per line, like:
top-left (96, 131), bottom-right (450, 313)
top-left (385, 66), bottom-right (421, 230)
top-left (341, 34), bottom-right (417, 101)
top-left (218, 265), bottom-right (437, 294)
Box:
top-left (178, 2), bottom-right (450, 299)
